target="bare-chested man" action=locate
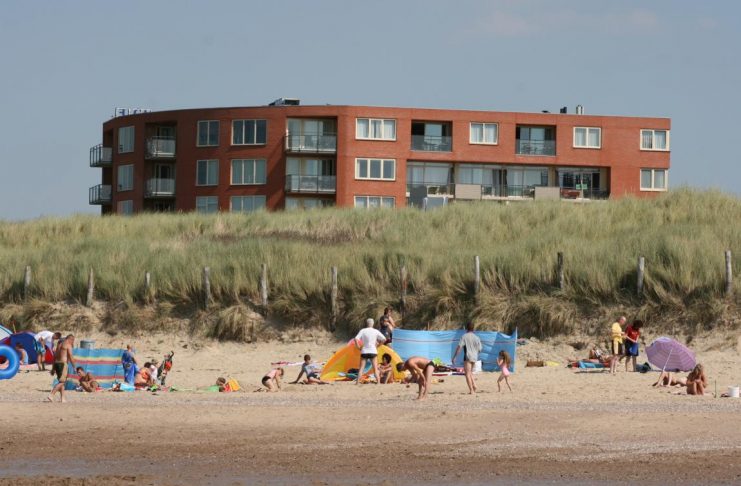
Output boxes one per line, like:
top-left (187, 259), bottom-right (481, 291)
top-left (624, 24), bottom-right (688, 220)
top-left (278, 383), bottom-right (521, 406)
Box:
top-left (47, 335), bottom-right (75, 403)
top-left (396, 356), bottom-right (435, 400)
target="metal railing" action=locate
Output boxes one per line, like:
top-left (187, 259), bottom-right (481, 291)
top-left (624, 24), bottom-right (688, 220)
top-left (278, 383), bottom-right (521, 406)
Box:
top-left (411, 135), bottom-right (452, 152)
top-left (407, 183), bottom-right (454, 196)
top-left (516, 139), bottom-right (556, 156)
top-left (145, 136), bottom-right (176, 158)
top-left (89, 184), bottom-right (112, 204)
top-left (285, 133), bottom-right (337, 153)
top-left (560, 188), bottom-right (610, 200)
top-left (145, 178), bottom-right (176, 197)
top-left (89, 144), bottom-right (112, 167)
top-left (285, 175), bottom-right (336, 193)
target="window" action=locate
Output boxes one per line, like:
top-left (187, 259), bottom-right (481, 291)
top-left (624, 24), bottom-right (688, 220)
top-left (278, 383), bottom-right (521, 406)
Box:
top-left (231, 196), bottom-right (266, 212)
top-left (231, 159), bottom-right (267, 185)
top-left (573, 127), bottom-right (601, 148)
top-left (354, 196), bottom-right (395, 209)
top-left (117, 200), bottom-right (133, 215)
top-left (356, 118), bottom-right (396, 140)
top-left (196, 196), bottom-right (219, 213)
top-left (117, 164), bottom-right (133, 191)
top-left (197, 120), bottom-right (220, 147)
top-left (355, 158), bottom-right (395, 180)
top-left (516, 126), bottom-right (556, 155)
top-left (641, 129), bottom-right (669, 151)
top-left (232, 119), bottom-right (267, 145)
top-left (196, 159), bottom-right (219, 186)
top-left (118, 126), bottom-right (134, 153)
top-left (285, 198), bottom-right (334, 210)
top-left (411, 122), bottom-right (452, 151)
top-left (640, 169), bottom-right (668, 191)
top-left (470, 123), bottom-right (498, 145)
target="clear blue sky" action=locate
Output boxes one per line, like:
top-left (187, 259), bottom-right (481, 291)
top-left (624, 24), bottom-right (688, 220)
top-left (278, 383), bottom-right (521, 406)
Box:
top-left (1, 0), bottom-right (739, 220)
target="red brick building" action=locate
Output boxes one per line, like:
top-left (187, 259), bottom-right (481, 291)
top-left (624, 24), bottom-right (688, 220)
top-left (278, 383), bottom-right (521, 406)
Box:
top-left (89, 99), bottom-right (670, 214)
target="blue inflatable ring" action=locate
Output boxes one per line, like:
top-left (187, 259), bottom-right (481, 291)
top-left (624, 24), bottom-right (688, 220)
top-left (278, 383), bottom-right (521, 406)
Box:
top-left (0, 344), bottom-right (20, 380)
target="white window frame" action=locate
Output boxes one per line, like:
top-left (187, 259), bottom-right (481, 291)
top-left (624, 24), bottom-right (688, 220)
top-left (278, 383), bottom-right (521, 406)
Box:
top-left (196, 159), bottom-right (219, 186)
top-left (118, 126), bottom-right (135, 154)
top-left (355, 158), bottom-right (396, 181)
top-left (469, 122), bottom-right (499, 145)
top-left (640, 169), bottom-right (668, 192)
top-left (196, 196), bottom-right (219, 213)
top-left (197, 120), bottom-right (220, 147)
top-left (640, 129), bottom-right (670, 151)
top-left (231, 119), bottom-right (267, 145)
top-left (354, 195), bottom-right (395, 209)
top-left (230, 195), bottom-right (266, 212)
top-left (231, 159), bottom-right (267, 185)
top-left (573, 127), bottom-right (602, 149)
top-left (117, 200), bottom-right (133, 215)
top-left (117, 164), bottom-right (133, 191)
top-left (355, 118), bottom-right (397, 141)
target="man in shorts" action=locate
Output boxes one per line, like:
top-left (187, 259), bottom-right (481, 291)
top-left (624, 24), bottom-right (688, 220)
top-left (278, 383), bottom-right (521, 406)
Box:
top-left (452, 322), bottom-right (482, 394)
top-left (397, 356), bottom-right (436, 400)
top-left (47, 335), bottom-right (75, 403)
top-left (354, 318), bottom-right (386, 385)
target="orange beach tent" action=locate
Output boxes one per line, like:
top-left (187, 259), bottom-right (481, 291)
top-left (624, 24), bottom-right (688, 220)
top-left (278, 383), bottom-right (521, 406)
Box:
top-left (320, 341), bottom-right (406, 382)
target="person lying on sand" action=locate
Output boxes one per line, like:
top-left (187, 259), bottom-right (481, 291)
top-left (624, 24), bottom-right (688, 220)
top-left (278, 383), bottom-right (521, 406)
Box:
top-left (76, 367), bottom-right (99, 392)
top-left (396, 356), bottom-right (435, 400)
top-left (652, 370), bottom-right (687, 388)
top-left (261, 368), bottom-right (284, 391)
top-left (686, 364), bottom-right (708, 396)
top-left (291, 355), bottom-right (329, 385)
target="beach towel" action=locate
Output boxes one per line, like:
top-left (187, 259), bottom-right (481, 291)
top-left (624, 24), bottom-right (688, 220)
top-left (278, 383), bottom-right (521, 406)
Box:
top-left (577, 361), bottom-right (606, 369)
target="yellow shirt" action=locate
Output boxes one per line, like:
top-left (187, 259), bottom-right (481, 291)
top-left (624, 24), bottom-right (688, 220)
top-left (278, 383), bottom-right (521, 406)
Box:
top-left (611, 322), bottom-right (623, 342)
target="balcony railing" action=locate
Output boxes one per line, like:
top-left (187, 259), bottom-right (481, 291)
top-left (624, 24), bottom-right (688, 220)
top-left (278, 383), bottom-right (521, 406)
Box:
top-left (516, 139), bottom-right (556, 156)
top-left (285, 133), bottom-right (337, 153)
top-left (285, 175), bottom-right (336, 193)
top-left (145, 136), bottom-right (176, 158)
top-left (407, 183), bottom-right (454, 196)
top-left (411, 135), bottom-right (452, 152)
top-left (89, 184), bottom-right (112, 205)
top-left (89, 144), bottom-right (112, 167)
top-left (560, 188), bottom-right (610, 200)
top-left (145, 178), bottom-right (176, 197)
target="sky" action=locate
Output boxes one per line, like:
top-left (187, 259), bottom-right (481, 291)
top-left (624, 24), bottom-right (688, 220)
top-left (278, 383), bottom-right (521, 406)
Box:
top-left (0, 0), bottom-right (739, 220)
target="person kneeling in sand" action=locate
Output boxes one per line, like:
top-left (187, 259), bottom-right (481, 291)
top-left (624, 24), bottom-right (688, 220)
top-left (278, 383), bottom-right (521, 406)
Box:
top-left (686, 364), bottom-right (708, 396)
top-left (291, 355), bottom-right (329, 385)
top-left (261, 368), bottom-right (284, 391)
top-left (76, 367), bottom-right (99, 392)
top-left (396, 357), bottom-right (435, 400)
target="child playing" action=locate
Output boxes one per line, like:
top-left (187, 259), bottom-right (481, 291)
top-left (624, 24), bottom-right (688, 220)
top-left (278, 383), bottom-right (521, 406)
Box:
top-left (291, 355), bottom-right (329, 385)
top-left (14, 343), bottom-right (28, 366)
top-left (261, 367), bottom-right (284, 391)
top-left (497, 350), bottom-right (512, 392)
top-left (378, 353), bottom-right (394, 384)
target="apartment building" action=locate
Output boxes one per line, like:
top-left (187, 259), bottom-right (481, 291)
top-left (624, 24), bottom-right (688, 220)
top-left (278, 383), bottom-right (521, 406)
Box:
top-left (88, 99), bottom-right (670, 214)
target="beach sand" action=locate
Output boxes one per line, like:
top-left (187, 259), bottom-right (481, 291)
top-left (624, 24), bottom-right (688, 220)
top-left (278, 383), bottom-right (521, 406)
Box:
top-left (1, 331), bottom-right (740, 485)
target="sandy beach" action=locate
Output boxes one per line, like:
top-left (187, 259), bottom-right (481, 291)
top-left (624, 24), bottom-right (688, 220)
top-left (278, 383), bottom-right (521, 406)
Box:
top-left (1, 331), bottom-right (740, 485)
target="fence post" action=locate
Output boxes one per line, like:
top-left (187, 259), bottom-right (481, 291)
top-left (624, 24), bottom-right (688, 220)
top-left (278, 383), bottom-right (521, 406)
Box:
top-left (86, 268), bottom-right (94, 307)
top-left (473, 256), bottom-right (481, 301)
top-left (556, 252), bottom-right (565, 290)
top-left (260, 263), bottom-right (269, 310)
top-left (202, 267), bottom-right (211, 308)
top-left (330, 266), bottom-right (338, 332)
top-left (725, 250), bottom-right (733, 297)
top-left (637, 256), bottom-right (645, 296)
top-left (144, 271), bottom-right (152, 303)
top-left (23, 265), bottom-right (32, 301)
top-left (400, 265), bottom-right (407, 320)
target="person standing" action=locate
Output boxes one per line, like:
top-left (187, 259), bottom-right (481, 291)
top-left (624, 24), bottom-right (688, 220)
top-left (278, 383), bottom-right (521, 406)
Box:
top-left (623, 320), bottom-right (643, 372)
top-left (609, 316), bottom-right (626, 375)
top-left (378, 307), bottom-right (396, 344)
top-left (452, 323), bottom-right (483, 394)
top-left (47, 335), bottom-right (76, 403)
top-left (354, 318), bottom-right (387, 384)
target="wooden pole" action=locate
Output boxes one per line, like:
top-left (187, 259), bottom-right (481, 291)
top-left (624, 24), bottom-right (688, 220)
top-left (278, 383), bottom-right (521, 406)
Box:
top-left (400, 265), bottom-right (408, 320)
top-left (557, 252), bottom-right (565, 290)
top-left (202, 266), bottom-right (211, 308)
top-left (86, 268), bottom-right (94, 307)
top-left (637, 256), bottom-right (645, 296)
top-left (725, 250), bottom-right (733, 297)
top-left (473, 256), bottom-right (481, 300)
top-left (23, 265), bottom-right (31, 301)
top-left (330, 266), bottom-right (338, 332)
top-left (260, 263), bottom-right (269, 309)
top-left (144, 271), bottom-right (152, 303)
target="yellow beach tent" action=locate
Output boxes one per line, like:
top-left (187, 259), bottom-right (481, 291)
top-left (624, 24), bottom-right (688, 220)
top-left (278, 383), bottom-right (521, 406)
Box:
top-left (320, 341), bottom-right (406, 382)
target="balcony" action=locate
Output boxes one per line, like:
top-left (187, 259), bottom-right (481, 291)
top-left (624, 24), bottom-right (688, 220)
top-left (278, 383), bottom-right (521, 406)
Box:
top-left (285, 133), bottom-right (337, 153)
top-left (89, 144), bottom-right (112, 167)
top-left (285, 175), bottom-right (336, 194)
top-left (145, 136), bottom-right (176, 159)
top-left (145, 178), bottom-right (176, 198)
top-left (89, 184), bottom-right (111, 205)
top-left (411, 135), bottom-right (452, 152)
top-left (516, 139), bottom-right (556, 156)
top-left (407, 183), bottom-right (454, 196)
top-left (560, 188), bottom-right (610, 200)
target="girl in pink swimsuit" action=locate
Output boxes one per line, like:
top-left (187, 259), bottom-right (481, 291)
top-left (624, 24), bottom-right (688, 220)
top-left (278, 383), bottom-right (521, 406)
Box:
top-left (497, 350), bottom-right (512, 392)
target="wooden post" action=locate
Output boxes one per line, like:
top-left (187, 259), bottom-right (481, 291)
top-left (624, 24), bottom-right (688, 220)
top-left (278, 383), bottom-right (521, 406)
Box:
top-left (637, 256), bottom-right (645, 296)
top-left (86, 268), bottom-right (94, 307)
top-left (473, 256), bottom-right (480, 299)
top-left (202, 267), bottom-right (211, 307)
top-left (260, 263), bottom-right (268, 309)
top-left (557, 252), bottom-right (565, 290)
top-left (23, 265), bottom-right (31, 301)
top-left (400, 265), bottom-right (408, 320)
top-left (144, 271), bottom-right (152, 303)
top-left (725, 250), bottom-right (733, 297)
top-left (330, 266), bottom-right (338, 332)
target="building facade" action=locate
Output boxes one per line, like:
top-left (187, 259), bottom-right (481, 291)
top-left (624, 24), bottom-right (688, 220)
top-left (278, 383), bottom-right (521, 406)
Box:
top-left (89, 100), bottom-right (671, 214)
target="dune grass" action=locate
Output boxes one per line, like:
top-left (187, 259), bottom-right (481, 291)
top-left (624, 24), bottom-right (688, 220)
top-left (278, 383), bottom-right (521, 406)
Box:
top-left (0, 188), bottom-right (738, 337)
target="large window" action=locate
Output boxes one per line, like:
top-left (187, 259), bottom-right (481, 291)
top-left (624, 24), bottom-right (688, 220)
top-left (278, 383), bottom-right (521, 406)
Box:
top-left (117, 164), bottom-right (133, 191)
top-left (286, 119), bottom-right (336, 152)
top-left (641, 129), bottom-right (669, 151)
top-left (231, 159), bottom-right (267, 185)
top-left (470, 123), bottom-right (498, 145)
top-left (231, 196), bottom-right (266, 212)
top-left (356, 118), bottom-right (396, 140)
top-left (117, 200), bottom-right (133, 215)
top-left (406, 162), bottom-right (452, 190)
top-left (196, 159), bottom-right (219, 186)
top-left (573, 127), bottom-right (601, 148)
top-left (197, 120), bottom-right (220, 147)
top-left (640, 169), bottom-right (668, 191)
top-left (355, 158), bottom-right (395, 181)
top-left (354, 196), bottom-right (395, 209)
top-left (196, 196), bottom-right (219, 213)
top-left (516, 126), bottom-right (556, 155)
top-left (232, 119), bottom-right (267, 145)
top-left (285, 198), bottom-right (334, 210)
top-left (118, 126), bottom-right (134, 153)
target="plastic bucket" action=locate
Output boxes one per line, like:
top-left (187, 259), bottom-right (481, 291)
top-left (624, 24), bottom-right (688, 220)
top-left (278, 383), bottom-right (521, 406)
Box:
top-left (728, 386), bottom-right (740, 398)
top-left (80, 340), bottom-right (95, 350)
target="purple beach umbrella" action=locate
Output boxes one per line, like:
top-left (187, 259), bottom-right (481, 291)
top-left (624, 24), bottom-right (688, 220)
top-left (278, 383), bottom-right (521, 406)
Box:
top-left (646, 337), bottom-right (696, 372)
